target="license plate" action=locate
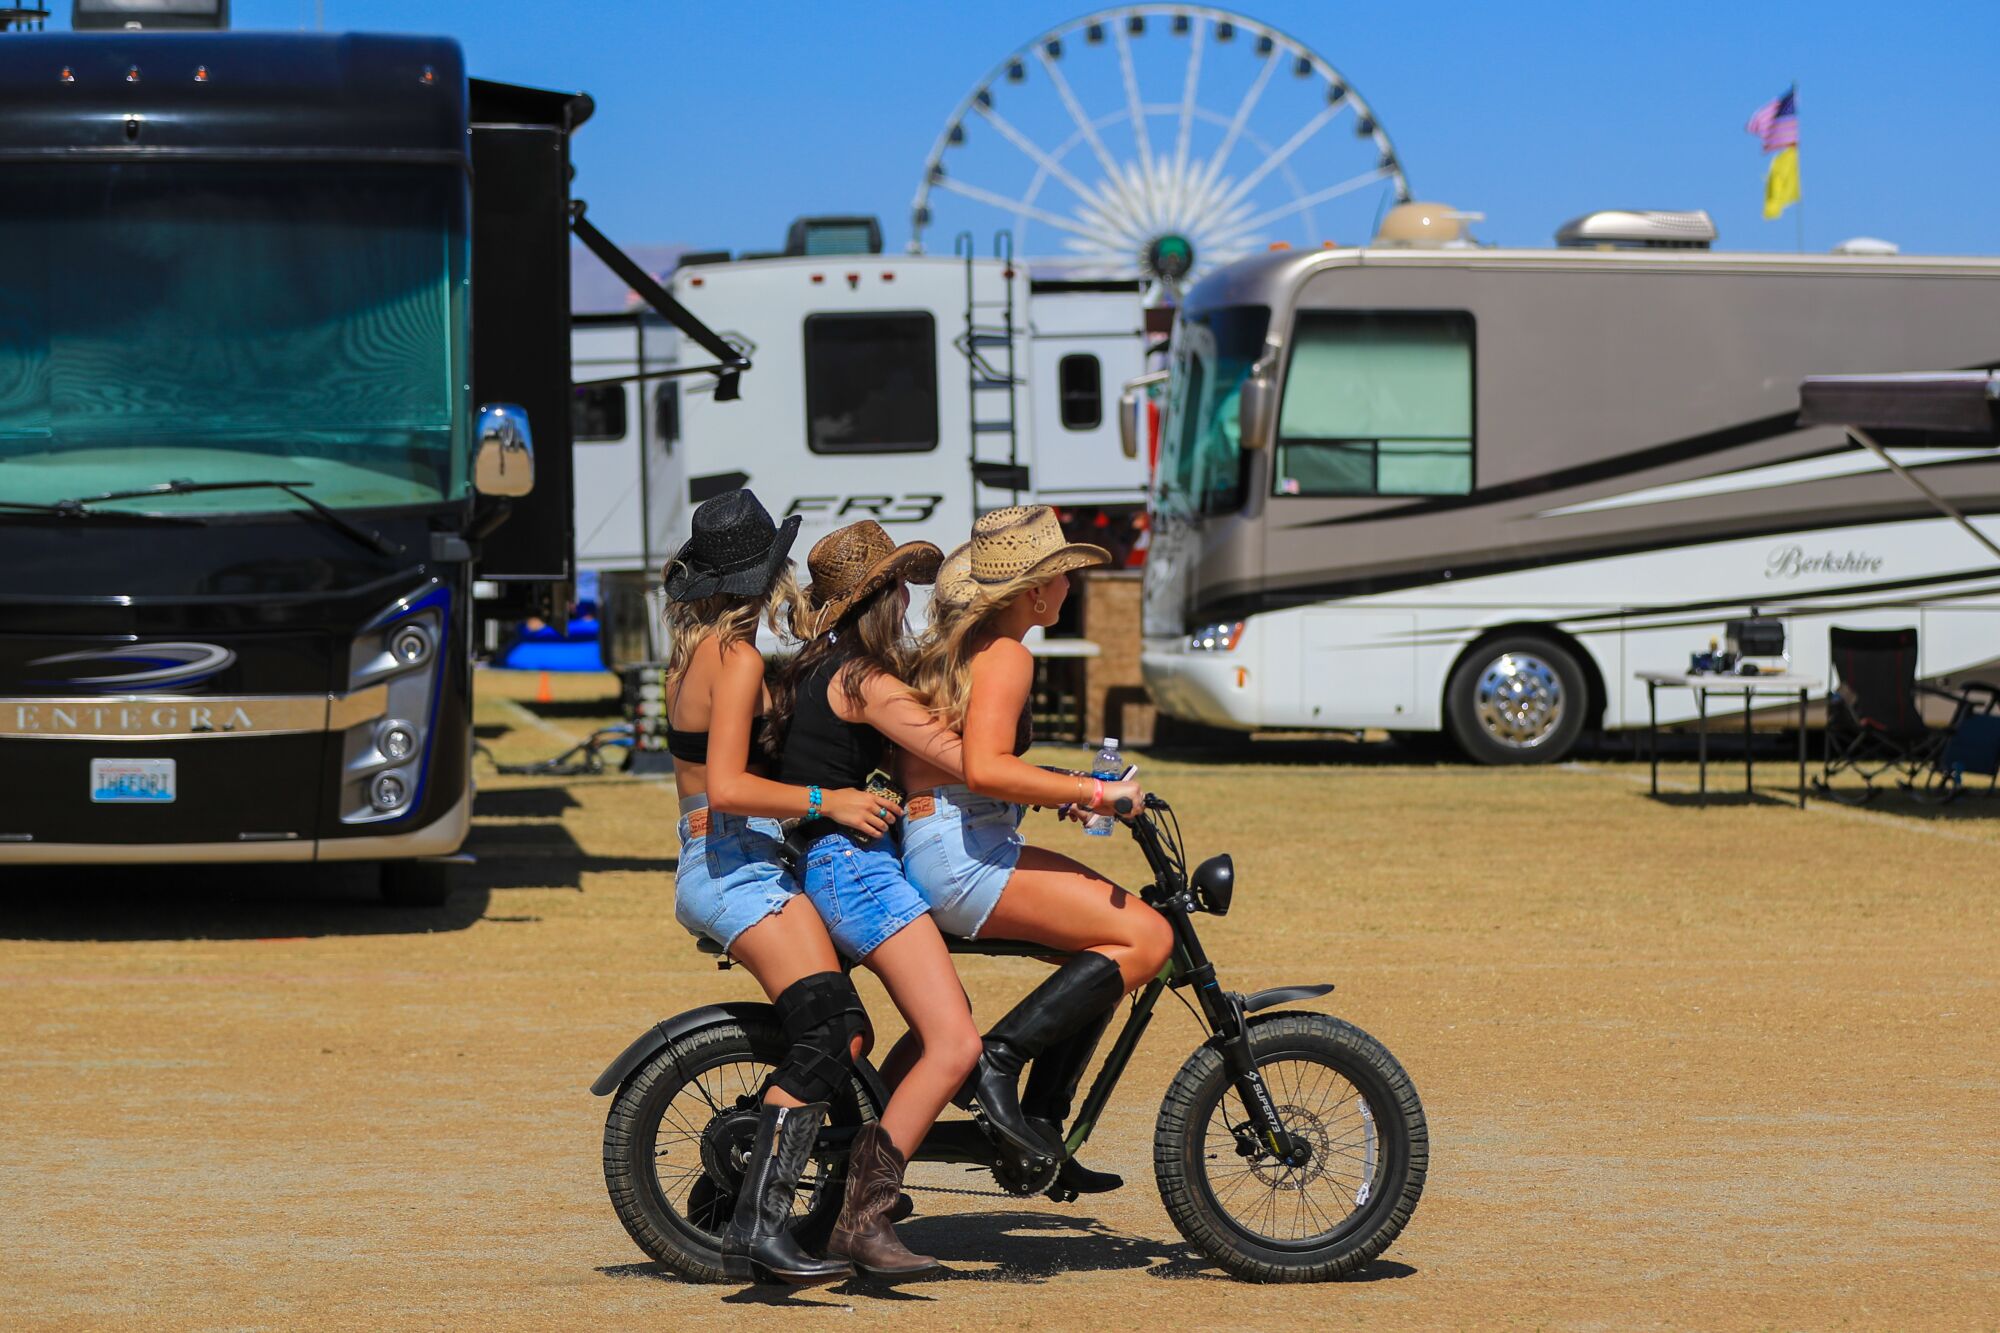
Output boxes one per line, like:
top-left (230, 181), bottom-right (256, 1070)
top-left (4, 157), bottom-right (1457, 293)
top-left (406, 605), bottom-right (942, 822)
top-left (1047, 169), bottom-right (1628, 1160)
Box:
top-left (90, 758), bottom-right (177, 803)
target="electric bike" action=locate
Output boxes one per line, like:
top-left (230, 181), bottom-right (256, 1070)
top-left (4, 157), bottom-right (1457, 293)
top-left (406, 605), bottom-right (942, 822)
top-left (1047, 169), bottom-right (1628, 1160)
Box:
top-left (592, 795), bottom-right (1428, 1283)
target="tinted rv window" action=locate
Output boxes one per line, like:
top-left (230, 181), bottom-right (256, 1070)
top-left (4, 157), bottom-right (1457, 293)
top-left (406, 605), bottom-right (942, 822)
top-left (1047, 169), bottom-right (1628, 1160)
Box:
top-left (804, 312), bottom-right (939, 453)
top-left (1157, 305), bottom-right (1269, 517)
top-left (572, 384), bottom-right (628, 442)
top-left (1275, 312), bottom-right (1474, 497)
top-left (1058, 354), bottom-right (1102, 430)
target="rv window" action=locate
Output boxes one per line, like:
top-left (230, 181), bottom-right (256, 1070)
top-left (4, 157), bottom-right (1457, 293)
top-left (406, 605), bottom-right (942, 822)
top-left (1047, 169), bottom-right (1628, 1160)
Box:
top-left (1275, 312), bottom-right (1473, 497)
top-left (803, 312), bottom-right (939, 453)
top-left (1058, 354), bottom-right (1102, 430)
top-left (1156, 305), bottom-right (1268, 517)
top-left (572, 384), bottom-right (628, 442)
top-left (654, 382), bottom-right (680, 450)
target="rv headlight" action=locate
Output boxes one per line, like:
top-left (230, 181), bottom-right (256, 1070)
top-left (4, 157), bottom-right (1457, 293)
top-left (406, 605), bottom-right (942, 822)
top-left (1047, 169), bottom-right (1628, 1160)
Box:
top-left (390, 623), bottom-right (434, 667)
top-left (1187, 621), bottom-right (1246, 652)
top-left (370, 770), bottom-right (412, 811)
top-left (376, 719), bottom-right (418, 763)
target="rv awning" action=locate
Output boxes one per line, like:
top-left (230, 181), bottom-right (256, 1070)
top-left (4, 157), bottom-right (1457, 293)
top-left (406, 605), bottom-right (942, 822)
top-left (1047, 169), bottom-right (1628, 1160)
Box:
top-left (1798, 371), bottom-right (2000, 446)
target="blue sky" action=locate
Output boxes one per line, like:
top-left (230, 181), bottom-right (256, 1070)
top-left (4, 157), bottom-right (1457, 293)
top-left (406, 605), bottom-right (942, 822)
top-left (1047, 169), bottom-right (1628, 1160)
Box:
top-left (33, 1), bottom-right (2000, 258)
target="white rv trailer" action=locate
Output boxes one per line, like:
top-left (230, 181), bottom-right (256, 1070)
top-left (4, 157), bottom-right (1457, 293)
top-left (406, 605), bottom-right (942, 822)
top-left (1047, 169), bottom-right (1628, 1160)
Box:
top-left (1137, 213), bottom-right (2000, 763)
top-left (582, 235), bottom-right (1152, 662)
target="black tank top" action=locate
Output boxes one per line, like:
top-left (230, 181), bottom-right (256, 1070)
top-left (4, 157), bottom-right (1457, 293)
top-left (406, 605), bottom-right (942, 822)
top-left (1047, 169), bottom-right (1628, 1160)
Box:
top-left (779, 652), bottom-right (885, 790)
top-left (666, 715), bottom-right (767, 765)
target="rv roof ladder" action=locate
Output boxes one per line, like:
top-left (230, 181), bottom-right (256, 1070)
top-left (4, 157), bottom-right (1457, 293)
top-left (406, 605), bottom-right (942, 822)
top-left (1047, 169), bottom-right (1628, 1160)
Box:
top-left (958, 229), bottom-right (1025, 513)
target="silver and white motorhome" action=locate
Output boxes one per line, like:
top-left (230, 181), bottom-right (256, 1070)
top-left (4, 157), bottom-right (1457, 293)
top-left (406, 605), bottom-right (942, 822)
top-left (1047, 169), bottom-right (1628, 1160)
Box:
top-left (1138, 211), bottom-right (2000, 762)
top-left (576, 224), bottom-right (1154, 662)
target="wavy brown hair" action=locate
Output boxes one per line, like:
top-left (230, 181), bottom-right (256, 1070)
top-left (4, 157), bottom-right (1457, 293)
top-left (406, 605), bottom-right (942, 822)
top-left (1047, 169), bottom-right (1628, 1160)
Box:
top-left (659, 564), bottom-right (802, 705)
top-left (765, 582), bottom-right (915, 764)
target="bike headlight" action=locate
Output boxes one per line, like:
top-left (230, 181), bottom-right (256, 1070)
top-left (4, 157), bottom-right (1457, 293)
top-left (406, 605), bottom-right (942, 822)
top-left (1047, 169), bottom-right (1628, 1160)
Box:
top-left (1187, 621), bottom-right (1246, 652)
top-left (1191, 852), bottom-right (1234, 916)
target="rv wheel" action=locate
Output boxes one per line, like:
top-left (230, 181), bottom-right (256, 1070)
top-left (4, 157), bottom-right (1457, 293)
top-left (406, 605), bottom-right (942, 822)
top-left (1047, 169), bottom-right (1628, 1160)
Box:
top-left (379, 859), bottom-right (454, 908)
top-left (1446, 636), bottom-right (1588, 765)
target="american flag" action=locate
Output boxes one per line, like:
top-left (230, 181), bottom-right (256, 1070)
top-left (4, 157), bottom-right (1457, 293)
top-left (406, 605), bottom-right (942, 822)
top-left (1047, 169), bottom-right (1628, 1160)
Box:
top-left (1746, 87), bottom-right (1798, 151)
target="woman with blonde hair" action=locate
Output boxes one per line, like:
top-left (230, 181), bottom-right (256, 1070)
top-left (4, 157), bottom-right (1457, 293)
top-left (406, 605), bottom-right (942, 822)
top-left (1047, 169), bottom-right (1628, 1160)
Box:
top-left (770, 519), bottom-right (982, 1278)
top-left (901, 506), bottom-right (1173, 1192)
top-left (659, 489), bottom-right (891, 1287)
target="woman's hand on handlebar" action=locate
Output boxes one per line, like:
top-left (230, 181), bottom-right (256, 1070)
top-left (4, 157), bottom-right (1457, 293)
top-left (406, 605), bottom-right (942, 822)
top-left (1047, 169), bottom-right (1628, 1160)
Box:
top-left (823, 786), bottom-right (900, 839)
top-left (1092, 779), bottom-right (1145, 817)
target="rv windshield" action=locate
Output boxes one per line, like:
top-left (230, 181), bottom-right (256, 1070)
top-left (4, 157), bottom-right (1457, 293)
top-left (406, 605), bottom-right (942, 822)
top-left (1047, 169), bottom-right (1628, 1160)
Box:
top-left (1155, 305), bottom-right (1269, 518)
top-left (0, 163), bottom-right (467, 515)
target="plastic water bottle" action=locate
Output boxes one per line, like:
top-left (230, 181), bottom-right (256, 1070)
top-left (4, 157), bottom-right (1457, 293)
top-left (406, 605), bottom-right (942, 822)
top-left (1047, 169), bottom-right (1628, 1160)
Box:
top-left (1084, 736), bottom-right (1121, 837)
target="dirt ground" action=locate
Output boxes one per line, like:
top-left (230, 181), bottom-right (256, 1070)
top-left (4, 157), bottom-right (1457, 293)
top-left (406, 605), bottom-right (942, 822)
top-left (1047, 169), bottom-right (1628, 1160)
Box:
top-left (4, 668), bottom-right (1997, 1330)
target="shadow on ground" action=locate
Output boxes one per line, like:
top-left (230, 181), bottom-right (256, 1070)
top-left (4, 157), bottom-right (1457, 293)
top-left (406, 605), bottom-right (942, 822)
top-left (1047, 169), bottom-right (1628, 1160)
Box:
top-left (598, 1210), bottom-right (1418, 1299)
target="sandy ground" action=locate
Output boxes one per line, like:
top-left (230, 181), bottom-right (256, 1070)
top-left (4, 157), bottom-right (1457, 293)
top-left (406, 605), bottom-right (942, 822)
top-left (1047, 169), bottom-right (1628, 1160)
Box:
top-left (3, 668), bottom-right (1997, 1331)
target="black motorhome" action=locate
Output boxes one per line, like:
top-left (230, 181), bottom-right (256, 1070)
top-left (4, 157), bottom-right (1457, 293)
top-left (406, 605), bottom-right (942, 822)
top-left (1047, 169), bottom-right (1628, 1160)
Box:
top-left (0, 31), bottom-right (716, 902)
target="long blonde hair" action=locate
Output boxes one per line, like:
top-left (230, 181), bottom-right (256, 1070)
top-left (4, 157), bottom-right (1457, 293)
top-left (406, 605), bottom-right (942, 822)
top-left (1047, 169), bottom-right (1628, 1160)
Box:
top-left (910, 581), bottom-right (1027, 731)
top-left (660, 564), bottom-right (803, 703)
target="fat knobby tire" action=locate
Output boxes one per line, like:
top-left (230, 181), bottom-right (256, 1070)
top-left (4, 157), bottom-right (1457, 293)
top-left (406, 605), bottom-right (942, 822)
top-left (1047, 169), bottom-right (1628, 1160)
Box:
top-left (1154, 1012), bottom-right (1427, 1282)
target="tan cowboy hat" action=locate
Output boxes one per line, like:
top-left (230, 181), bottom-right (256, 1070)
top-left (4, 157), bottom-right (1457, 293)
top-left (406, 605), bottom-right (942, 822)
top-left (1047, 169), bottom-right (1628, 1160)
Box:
top-left (802, 520), bottom-right (942, 633)
top-left (967, 505), bottom-right (1110, 591)
top-left (930, 541), bottom-right (976, 616)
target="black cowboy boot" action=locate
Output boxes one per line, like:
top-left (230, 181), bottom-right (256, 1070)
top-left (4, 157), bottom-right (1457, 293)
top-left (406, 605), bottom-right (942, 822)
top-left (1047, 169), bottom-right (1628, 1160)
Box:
top-left (720, 1102), bottom-right (853, 1286)
top-left (1022, 998), bottom-right (1124, 1195)
top-left (961, 951), bottom-right (1124, 1159)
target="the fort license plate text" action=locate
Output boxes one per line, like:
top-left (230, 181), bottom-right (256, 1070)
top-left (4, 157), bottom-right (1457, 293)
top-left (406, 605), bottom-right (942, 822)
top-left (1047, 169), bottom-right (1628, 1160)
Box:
top-left (90, 758), bottom-right (176, 803)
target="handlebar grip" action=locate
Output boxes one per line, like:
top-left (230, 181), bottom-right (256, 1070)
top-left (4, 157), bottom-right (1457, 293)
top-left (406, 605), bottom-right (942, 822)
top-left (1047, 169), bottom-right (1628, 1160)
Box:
top-left (1114, 797), bottom-right (1133, 815)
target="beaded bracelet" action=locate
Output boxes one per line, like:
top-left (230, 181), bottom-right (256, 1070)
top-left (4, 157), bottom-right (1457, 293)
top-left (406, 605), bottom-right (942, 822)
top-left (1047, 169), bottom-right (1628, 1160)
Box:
top-left (807, 785), bottom-right (823, 820)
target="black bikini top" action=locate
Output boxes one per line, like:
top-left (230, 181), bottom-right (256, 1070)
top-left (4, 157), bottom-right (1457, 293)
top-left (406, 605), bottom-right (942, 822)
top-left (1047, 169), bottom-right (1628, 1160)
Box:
top-left (666, 715), bottom-right (768, 765)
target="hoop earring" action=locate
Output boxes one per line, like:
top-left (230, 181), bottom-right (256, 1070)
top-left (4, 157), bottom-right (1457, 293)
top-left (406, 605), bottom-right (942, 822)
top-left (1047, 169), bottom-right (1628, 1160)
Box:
top-left (1032, 596), bottom-right (1049, 615)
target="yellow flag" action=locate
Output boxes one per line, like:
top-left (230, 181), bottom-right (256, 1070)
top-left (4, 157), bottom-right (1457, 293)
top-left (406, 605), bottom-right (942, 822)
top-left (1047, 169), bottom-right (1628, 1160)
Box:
top-left (1764, 146), bottom-right (1800, 219)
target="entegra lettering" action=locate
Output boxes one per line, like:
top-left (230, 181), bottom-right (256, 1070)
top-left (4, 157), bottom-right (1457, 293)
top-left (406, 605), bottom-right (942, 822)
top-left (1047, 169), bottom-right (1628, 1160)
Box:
top-left (11, 703), bottom-right (258, 734)
top-left (1765, 544), bottom-right (1884, 580)
top-left (785, 494), bottom-right (944, 524)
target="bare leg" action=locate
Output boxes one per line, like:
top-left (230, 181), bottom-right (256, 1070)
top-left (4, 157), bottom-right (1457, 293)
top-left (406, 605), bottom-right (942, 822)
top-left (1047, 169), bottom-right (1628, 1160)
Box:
top-left (875, 1030), bottom-right (922, 1093)
top-left (978, 845), bottom-right (1175, 991)
top-left (859, 914), bottom-right (984, 1157)
top-left (726, 894), bottom-right (847, 1109)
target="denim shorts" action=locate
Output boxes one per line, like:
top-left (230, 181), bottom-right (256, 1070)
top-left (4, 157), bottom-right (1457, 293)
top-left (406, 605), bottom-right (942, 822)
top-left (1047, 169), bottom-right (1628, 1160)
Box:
top-left (899, 785), bottom-right (1024, 939)
top-left (799, 830), bottom-right (932, 962)
top-left (671, 795), bottom-right (801, 952)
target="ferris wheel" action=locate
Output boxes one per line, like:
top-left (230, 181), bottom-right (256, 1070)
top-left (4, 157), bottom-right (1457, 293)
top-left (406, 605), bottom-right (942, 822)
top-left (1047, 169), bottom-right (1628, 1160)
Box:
top-left (911, 4), bottom-right (1411, 297)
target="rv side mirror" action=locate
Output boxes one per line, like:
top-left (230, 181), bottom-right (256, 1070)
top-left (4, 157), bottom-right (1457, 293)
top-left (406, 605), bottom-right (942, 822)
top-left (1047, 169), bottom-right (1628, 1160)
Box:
top-left (1118, 369), bottom-right (1171, 459)
top-left (473, 403), bottom-right (535, 498)
top-left (1236, 343), bottom-right (1284, 452)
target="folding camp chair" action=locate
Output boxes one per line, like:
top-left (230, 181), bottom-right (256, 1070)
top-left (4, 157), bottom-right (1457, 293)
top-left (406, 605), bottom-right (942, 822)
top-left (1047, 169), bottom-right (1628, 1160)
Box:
top-left (1815, 626), bottom-right (2000, 803)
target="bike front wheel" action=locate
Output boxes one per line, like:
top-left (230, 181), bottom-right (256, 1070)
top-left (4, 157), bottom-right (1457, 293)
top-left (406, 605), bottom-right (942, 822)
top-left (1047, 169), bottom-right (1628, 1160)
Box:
top-left (1155, 1012), bottom-right (1427, 1282)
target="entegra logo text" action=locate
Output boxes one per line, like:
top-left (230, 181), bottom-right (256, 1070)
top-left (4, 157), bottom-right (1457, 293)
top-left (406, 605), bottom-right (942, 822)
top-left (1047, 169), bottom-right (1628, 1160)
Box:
top-left (26, 642), bottom-right (237, 692)
top-left (11, 702), bottom-right (258, 735)
top-left (1765, 545), bottom-right (1884, 580)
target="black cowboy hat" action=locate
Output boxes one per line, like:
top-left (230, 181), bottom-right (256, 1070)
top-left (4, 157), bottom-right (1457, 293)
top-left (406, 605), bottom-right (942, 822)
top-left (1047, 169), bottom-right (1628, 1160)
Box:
top-left (663, 489), bottom-right (802, 602)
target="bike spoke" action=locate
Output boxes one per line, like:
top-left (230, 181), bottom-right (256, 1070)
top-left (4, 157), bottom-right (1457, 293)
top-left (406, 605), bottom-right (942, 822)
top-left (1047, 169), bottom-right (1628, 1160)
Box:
top-left (1196, 1054), bottom-right (1382, 1245)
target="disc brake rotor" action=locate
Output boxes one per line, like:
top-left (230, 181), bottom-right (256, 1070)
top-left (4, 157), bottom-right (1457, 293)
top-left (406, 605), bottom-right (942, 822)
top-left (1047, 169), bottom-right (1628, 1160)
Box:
top-left (1245, 1104), bottom-right (1333, 1190)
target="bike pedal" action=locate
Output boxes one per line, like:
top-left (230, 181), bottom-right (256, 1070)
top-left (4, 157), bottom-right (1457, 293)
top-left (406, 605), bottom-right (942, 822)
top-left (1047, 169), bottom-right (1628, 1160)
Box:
top-left (1045, 1185), bottom-right (1079, 1205)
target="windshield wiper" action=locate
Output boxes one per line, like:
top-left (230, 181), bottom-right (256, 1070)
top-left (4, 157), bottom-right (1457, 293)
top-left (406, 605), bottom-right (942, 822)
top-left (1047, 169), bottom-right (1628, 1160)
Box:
top-left (0, 497), bottom-right (209, 525)
top-left (44, 479), bottom-right (405, 557)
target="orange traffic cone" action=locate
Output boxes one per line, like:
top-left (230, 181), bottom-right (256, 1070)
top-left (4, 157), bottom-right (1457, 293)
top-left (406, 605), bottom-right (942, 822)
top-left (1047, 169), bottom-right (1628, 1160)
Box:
top-left (536, 670), bottom-right (554, 704)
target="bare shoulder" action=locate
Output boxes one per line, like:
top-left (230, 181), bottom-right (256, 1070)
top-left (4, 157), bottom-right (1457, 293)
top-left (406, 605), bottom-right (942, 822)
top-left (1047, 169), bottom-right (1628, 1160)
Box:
top-left (716, 638), bottom-right (765, 677)
top-left (971, 635), bottom-right (1034, 678)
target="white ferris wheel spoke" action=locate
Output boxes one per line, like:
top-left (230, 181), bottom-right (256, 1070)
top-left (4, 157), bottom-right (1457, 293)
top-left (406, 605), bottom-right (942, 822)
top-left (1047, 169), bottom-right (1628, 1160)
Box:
top-left (1207, 165), bottom-right (1392, 245)
top-left (933, 175), bottom-right (1130, 249)
top-left (1194, 45), bottom-right (1280, 204)
top-left (973, 102), bottom-right (1126, 228)
top-left (1171, 16), bottom-right (1207, 196)
top-left (1112, 25), bottom-right (1158, 232)
top-left (1034, 46), bottom-right (1142, 218)
top-left (1212, 98), bottom-right (1349, 217)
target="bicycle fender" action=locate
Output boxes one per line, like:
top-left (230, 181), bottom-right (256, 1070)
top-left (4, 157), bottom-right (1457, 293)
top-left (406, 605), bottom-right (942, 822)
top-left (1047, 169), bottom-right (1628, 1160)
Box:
top-left (1242, 983), bottom-right (1334, 1014)
top-left (589, 1000), bottom-right (779, 1096)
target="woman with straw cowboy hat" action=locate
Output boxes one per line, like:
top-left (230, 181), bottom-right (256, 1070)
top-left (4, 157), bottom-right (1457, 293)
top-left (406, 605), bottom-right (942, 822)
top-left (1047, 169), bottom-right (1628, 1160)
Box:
top-left (901, 505), bottom-right (1171, 1190)
top-left (769, 518), bottom-right (982, 1278)
top-left (655, 488), bottom-right (896, 1287)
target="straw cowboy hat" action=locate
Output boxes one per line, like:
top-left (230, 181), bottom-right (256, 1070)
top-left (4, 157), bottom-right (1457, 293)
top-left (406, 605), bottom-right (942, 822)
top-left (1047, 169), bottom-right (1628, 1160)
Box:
top-left (663, 488), bottom-right (801, 602)
top-left (965, 505), bottom-right (1110, 595)
top-left (930, 541), bottom-right (976, 616)
top-left (802, 520), bottom-right (942, 633)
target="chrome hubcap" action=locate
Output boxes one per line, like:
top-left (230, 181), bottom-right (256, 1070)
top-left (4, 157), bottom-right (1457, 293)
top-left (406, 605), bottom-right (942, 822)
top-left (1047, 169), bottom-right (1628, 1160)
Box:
top-left (1473, 652), bottom-right (1565, 748)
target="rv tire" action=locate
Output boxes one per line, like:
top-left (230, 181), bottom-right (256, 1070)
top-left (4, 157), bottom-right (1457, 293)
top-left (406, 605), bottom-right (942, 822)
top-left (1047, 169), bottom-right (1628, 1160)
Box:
top-left (1445, 634), bottom-right (1588, 765)
top-left (379, 859), bottom-right (455, 908)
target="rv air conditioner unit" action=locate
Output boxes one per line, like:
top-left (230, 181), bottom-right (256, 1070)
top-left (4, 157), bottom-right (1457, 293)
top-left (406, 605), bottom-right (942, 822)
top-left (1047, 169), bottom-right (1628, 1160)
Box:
top-left (785, 215), bottom-right (883, 257)
top-left (1555, 209), bottom-right (1715, 250)
top-left (73, 0), bottom-right (227, 28)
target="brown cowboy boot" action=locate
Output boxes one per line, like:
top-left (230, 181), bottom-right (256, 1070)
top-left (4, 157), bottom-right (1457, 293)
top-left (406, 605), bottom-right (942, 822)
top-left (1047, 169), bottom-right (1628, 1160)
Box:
top-left (826, 1122), bottom-right (938, 1277)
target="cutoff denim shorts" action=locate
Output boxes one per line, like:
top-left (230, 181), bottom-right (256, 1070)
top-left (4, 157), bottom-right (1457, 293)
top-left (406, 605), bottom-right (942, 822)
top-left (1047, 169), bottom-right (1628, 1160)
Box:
top-left (799, 830), bottom-right (931, 962)
top-left (899, 785), bottom-right (1025, 939)
top-left (671, 795), bottom-right (801, 952)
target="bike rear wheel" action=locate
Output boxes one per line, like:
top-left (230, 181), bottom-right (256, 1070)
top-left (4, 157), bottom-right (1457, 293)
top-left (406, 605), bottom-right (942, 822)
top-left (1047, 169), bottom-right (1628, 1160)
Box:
top-left (1155, 1012), bottom-right (1427, 1282)
top-left (600, 1017), bottom-right (872, 1281)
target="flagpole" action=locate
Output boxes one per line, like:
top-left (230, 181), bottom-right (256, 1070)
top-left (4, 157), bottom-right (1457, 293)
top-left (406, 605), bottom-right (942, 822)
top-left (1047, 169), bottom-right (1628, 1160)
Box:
top-left (1793, 80), bottom-right (1804, 253)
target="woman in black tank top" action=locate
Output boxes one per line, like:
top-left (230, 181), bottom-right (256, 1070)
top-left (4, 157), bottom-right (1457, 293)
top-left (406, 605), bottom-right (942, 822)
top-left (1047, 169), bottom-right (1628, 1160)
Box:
top-left (652, 490), bottom-right (892, 1287)
top-left (769, 520), bottom-right (980, 1277)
